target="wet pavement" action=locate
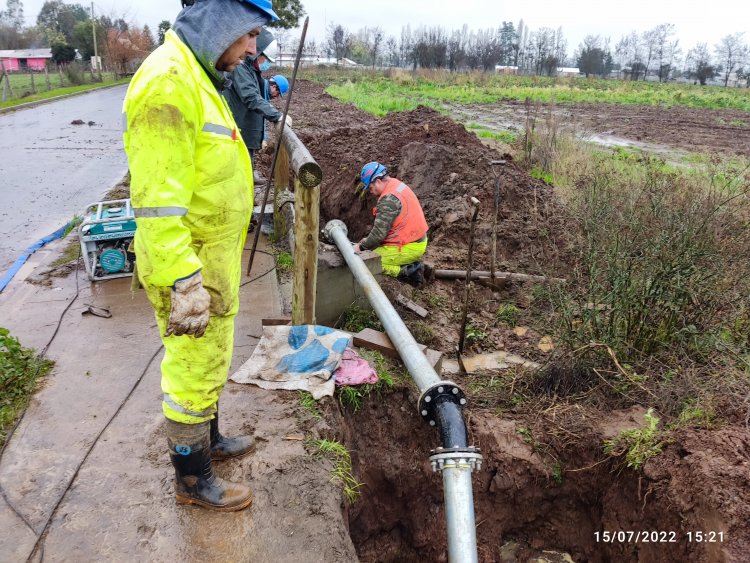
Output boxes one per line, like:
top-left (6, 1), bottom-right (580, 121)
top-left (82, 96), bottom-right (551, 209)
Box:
top-left (0, 85), bottom-right (129, 273)
top-left (0, 241), bottom-right (357, 562)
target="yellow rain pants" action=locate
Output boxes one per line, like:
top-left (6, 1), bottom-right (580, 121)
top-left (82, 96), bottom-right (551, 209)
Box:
top-left (123, 30), bottom-right (253, 424)
top-left (373, 240), bottom-right (428, 277)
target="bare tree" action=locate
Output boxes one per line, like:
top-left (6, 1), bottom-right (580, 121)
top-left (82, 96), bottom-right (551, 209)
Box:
top-left (577, 35), bottom-right (606, 77)
top-left (686, 43), bottom-right (716, 85)
top-left (369, 26), bottom-right (384, 68)
top-left (385, 35), bottom-right (398, 67)
top-left (326, 22), bottom-right (352, 62)
top-left (714, 32), bottom-right (748, 87)
top-left (400, 25), bottom-right (413, 69)
top-left (447, 25), bottom-right (467, 71)
top-left (616, 31), bottom-right (645, 80)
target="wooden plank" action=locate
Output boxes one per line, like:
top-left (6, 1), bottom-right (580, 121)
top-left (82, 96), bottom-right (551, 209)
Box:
top-left (395, 293), bottom-right (428, 318)
top-left (291, 177), bottom-right (319, 325)
top-left (353, 328), bottom-right (442, 370)
top-left (262, 317), bottom-right (291, 326)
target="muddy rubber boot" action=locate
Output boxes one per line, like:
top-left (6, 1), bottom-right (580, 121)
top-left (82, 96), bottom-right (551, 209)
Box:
top-left (210, 410), bottom-right (255, 461)
top-left (398, 262), bottom-right (425, 288)
top-left (423, 262), bottom-right (435, 284)
top-left (166, 420), bottom-right (253, 512)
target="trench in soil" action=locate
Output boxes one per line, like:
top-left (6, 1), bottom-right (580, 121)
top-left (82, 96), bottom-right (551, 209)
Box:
top-left (334, 388), bottom-right (721, 563)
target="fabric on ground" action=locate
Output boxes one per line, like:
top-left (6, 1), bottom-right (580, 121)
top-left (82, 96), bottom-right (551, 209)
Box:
top-left (373, 239), bottom-right (428, 277)
top-left (334, 348), bottom-right (378, 386)
top-left (230, 325), bottom-right (352, 399)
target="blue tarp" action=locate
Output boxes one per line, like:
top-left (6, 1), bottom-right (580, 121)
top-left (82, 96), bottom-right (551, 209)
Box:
top-left (0, 221), bottom-right (75, 293)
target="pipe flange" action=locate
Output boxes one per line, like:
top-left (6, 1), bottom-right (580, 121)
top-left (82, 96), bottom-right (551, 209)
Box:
top-left (417, 381), bottom-right (467, 427)
top-left (429, 448), bottom-right (483, 473)
top-left (323, 219), bottom-right (347, 241)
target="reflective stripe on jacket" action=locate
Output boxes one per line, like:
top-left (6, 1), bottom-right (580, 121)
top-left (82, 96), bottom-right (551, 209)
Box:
top-left (122, 29), bottom-right (253, 287)
top-left (372, 178), bottom-right (428, 248)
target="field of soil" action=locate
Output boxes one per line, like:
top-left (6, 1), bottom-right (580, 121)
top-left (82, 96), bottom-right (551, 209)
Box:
top-left (258, 80), bottom-right (750, 562)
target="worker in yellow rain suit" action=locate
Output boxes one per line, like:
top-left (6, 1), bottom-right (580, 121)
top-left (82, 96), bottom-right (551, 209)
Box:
top-left (122, 0), bottom-right (278, 512)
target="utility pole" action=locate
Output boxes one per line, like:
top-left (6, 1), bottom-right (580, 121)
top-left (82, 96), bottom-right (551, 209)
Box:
top-left (91, 2), bottom-right (101, 81)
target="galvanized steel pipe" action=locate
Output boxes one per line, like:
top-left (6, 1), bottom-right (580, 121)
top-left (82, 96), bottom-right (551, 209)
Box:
top-left (324, 219), bottom-right (480, 563)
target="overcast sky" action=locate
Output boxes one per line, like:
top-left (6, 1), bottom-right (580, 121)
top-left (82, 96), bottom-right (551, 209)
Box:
top-left (18, 0), bottom-right (750, 59)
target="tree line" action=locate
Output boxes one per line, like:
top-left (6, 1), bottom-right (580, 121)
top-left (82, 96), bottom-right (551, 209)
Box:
top-left (0, 0), bottom-right (304, 73)
top-left (306, 20), bottom-right (748, 86)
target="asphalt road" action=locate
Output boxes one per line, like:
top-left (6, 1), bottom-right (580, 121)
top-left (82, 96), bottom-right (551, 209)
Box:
top-left (0, 85), bottom-right (129, 272)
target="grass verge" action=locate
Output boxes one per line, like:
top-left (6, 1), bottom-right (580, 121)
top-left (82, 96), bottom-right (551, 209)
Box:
top-left (0, 78), bottom-right (130, 111)
top-left (0, 328), bottom-right (54, 447)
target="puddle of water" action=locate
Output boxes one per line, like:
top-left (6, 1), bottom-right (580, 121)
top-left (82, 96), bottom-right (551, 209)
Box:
top-left (446, 102), bottom-right (691, 165)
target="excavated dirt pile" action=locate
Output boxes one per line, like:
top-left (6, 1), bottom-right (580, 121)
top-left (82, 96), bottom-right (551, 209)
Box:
top-left (296, 97), bottom-right (571, 277)
top-left (274, 80), bottom-right (749, 562)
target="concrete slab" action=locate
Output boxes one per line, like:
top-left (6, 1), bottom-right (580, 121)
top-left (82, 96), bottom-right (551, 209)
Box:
top-left (0, 239), bottom-right (357, 562)
top-left (315, 243), bottom-right (382, 326)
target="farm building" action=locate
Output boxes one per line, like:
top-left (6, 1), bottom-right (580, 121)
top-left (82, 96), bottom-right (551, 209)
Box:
top-left (495, 65), bottom-right (519, 74)
top-left (0, 48), bottom-right (52, 72)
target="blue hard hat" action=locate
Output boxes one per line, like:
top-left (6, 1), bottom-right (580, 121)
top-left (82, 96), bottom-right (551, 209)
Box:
top-left (271, 75), bottom-right (289, 97)
top-left (182, 0), bottom-right (279, 18)
top-left (239, 0), bottom-right (279, 21)
top-left (360, 162), bottom-right (387, 190)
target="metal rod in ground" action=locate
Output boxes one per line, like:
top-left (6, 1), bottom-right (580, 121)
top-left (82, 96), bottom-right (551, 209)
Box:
top-left (489, 160), bottom-right (505, 285)
top-left (457, 197), bottom-right (481, 357)
top-left (246, 16), bottom-right (309, 276)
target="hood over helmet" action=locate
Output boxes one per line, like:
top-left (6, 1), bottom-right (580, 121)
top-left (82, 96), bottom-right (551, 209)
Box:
top-left (174, 0), bottom-right (269, 88)
top-left (251, 28), bottom-right (275, 61)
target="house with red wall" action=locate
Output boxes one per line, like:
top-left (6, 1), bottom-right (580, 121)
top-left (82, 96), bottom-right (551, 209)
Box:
top-left (0, 49), bottom-right (52, 72)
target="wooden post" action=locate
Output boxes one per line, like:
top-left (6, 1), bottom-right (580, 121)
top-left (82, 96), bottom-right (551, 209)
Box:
top-left (0, 59), bottom-right (13, 99)
top-left (291, 177), bottom-right (320, 325)
top-left (44, 66), bottom-right (51, 91)
top-left (1, 72), bottom-right (7, 102)
top-left (29, 71), bottom-right (36, 94)
top-left (270, 127), bottom-right (323, 326)
top-left (273, 141), bottom-right (290, 239)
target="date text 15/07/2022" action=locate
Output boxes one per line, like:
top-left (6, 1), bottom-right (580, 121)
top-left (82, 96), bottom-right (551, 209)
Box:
top-left (594, 531), bottom-right (725, 543)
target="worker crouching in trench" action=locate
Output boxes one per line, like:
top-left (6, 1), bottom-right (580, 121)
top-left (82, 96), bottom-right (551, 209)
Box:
top-left (352, 162), bottom-right (432, 287)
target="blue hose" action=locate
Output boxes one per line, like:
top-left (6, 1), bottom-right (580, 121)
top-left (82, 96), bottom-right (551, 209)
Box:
top-left (0, 221), bottom-right (75, 293)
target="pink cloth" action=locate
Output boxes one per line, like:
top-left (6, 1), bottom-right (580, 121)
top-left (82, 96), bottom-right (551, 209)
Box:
top-left (334, 348), bottom-right (378, 386)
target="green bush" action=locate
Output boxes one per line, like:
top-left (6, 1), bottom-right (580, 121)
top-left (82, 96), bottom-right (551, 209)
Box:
top-left (555, 155), bottom-right (750, 358)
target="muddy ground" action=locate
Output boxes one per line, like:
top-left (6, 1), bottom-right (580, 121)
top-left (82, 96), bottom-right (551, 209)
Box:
top-left (260, 80), bottom-right (750, 562)
top-left (447, 99), bottom-right (750, 158)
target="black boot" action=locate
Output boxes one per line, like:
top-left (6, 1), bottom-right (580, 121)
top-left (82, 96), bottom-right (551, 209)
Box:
top-left (166, 420), bottom-right (253, 512)
top-left (398, 262), bottom-right (425, 288)
top-left (210, 410), bottom-right (255, 461)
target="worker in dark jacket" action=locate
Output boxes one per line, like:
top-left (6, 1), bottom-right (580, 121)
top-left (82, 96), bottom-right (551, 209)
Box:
top-left (224, 28), bottom-right (289, 170)
top-left (353, 162), bottom-right (430, 286)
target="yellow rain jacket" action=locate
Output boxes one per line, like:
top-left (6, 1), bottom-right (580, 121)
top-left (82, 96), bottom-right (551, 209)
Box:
top-left (123, 30), bottom-right (253, 424)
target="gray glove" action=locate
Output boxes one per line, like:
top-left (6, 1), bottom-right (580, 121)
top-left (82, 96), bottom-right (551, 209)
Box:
top-left (166, 271), bottom-right (211, 338)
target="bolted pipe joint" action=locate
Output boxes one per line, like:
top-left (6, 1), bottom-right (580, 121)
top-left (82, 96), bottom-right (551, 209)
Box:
top-left (429, 449), bottom-right (483, 473)
top-left (323, 219), bottom-right (347, 242)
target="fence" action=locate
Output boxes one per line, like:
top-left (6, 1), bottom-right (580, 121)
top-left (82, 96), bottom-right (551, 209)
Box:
top-left (0, 61), bottom-right (114, 103)
top-left (272, 127), bottom-right (323, 325)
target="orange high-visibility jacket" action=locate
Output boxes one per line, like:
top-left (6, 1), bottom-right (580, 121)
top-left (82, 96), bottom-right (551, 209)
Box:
top-left (373, 178), bottom-right (428, 247)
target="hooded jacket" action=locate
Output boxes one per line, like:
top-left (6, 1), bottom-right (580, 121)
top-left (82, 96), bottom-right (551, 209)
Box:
top-left (123, 0), bottom-right (268, 287)
top-left (224, 28), bottom-right (282, 150)
top-left (173, 0), bottom-right (267, 89)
